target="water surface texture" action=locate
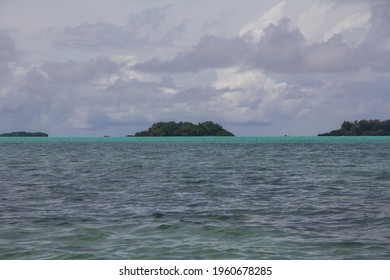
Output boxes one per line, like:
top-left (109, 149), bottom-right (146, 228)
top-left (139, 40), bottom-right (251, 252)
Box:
top-left (1, 137), bottom-right (389, 259)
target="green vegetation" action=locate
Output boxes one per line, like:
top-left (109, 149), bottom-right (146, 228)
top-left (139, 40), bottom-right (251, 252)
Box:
top-left (318, 119), bottom-right (390, 136)
top-left (133, 121), bottom-right (234, 136)
top-left (0, 131), bottom-right (48, 137)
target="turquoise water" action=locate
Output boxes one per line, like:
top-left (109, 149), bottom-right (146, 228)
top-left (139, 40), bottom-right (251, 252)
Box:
top-left (0, 136), bottom-right (389, 259)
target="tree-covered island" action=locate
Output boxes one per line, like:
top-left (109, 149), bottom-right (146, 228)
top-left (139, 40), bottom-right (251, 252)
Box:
top-left (0, 131), bottom-right (48, 137)
top-left (318, 119), bottom-right (390, 136)
top-left (132, 121), bottom-right (234, 136)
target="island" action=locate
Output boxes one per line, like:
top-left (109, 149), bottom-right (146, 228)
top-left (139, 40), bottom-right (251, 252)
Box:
top-left (132, 121), bottom-right (234, 136)
top-left (318, 119), bottom-right (390, 136)
top-left (0, 131), bottom-right (48, 137)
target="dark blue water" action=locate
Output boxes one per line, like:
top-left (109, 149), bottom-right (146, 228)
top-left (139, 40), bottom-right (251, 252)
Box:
top-left (0, 137), bottom-right (389, 259)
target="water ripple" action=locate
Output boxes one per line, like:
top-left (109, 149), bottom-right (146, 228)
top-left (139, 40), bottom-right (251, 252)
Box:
top-left (1, 137), bottom-right (390, 259)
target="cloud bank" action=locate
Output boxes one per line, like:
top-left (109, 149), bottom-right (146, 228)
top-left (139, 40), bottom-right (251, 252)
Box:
top-left (1, 1), bottom-right (389, 136)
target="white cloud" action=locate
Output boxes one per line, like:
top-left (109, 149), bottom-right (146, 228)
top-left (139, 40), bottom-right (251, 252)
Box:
top-left (297, 1), bottom-right (369, 44)
top-left (93, 55), bottom-right (148, 90)
top-left (211, 67), bottom-right (300, 123)
top-left (297, 1), bottom-right (335, 44)
top-left (323, 12), bottom-right (371, 47)
top-left (214, 67), bottom-right (286, 92)
top-left (239, 1), bottom-right (288, 43)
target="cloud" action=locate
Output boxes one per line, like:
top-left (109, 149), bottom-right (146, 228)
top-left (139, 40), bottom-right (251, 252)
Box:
top-left (297, 1), bottom-right (336, 44)
top-left (322, 12), bottom-right (371, 46)
top-left (0, 29), bottom-right (17, 87)
top-left (49, 5), bottom-right (188, 54)
top-left (355, 1), bottom-right (390, 71)
top-left (303, 37), bottom-right (358, 72)
top-left (0, 29), bottom-right (17, 64)
top-left (134, 36), bottom-right (248, 73)
top-left (212, 67), bottom-right (291, 123)
top-left (364, 1), bottom-right (390, 48)
top-left (239, 1), bottom-right (287, 43)
top-left (249, 19), bottom-right (306, 72)
top-left (0, 55), bottom-right (150, 134)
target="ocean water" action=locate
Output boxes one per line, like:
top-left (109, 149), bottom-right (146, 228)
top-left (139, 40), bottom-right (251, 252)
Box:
top-left (0, 136), bottom-right (389, 259)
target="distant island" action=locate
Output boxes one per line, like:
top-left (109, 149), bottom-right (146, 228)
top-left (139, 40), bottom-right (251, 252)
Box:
top-left (0, 131), bottom-right (48, 137)
top-left (318, 119), bottom-right (390, 136)
top-left (132, 121), bottom-right (234, 136)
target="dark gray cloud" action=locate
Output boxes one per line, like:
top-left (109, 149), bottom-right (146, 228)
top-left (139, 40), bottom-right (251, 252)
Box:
top-left (359, 1), bottom-right (390, 72)
top-left (303, 36), bottom-right (360, 72)
top-left (0, 29), bottom-right (17, 64)
top-left (0, 29), bottom-right (17, 84)
top-left (369, 0), bottom-right (390, 37)
top-left (249, 19), bottom-right (306, 72)
top-left (32, 57), bottom-right (122, 84)
top-left (134, 36), bottom-right (249, 72)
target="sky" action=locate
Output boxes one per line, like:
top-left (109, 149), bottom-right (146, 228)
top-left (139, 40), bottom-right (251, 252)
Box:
top-left (1, 0), bottom-right (389, 136)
